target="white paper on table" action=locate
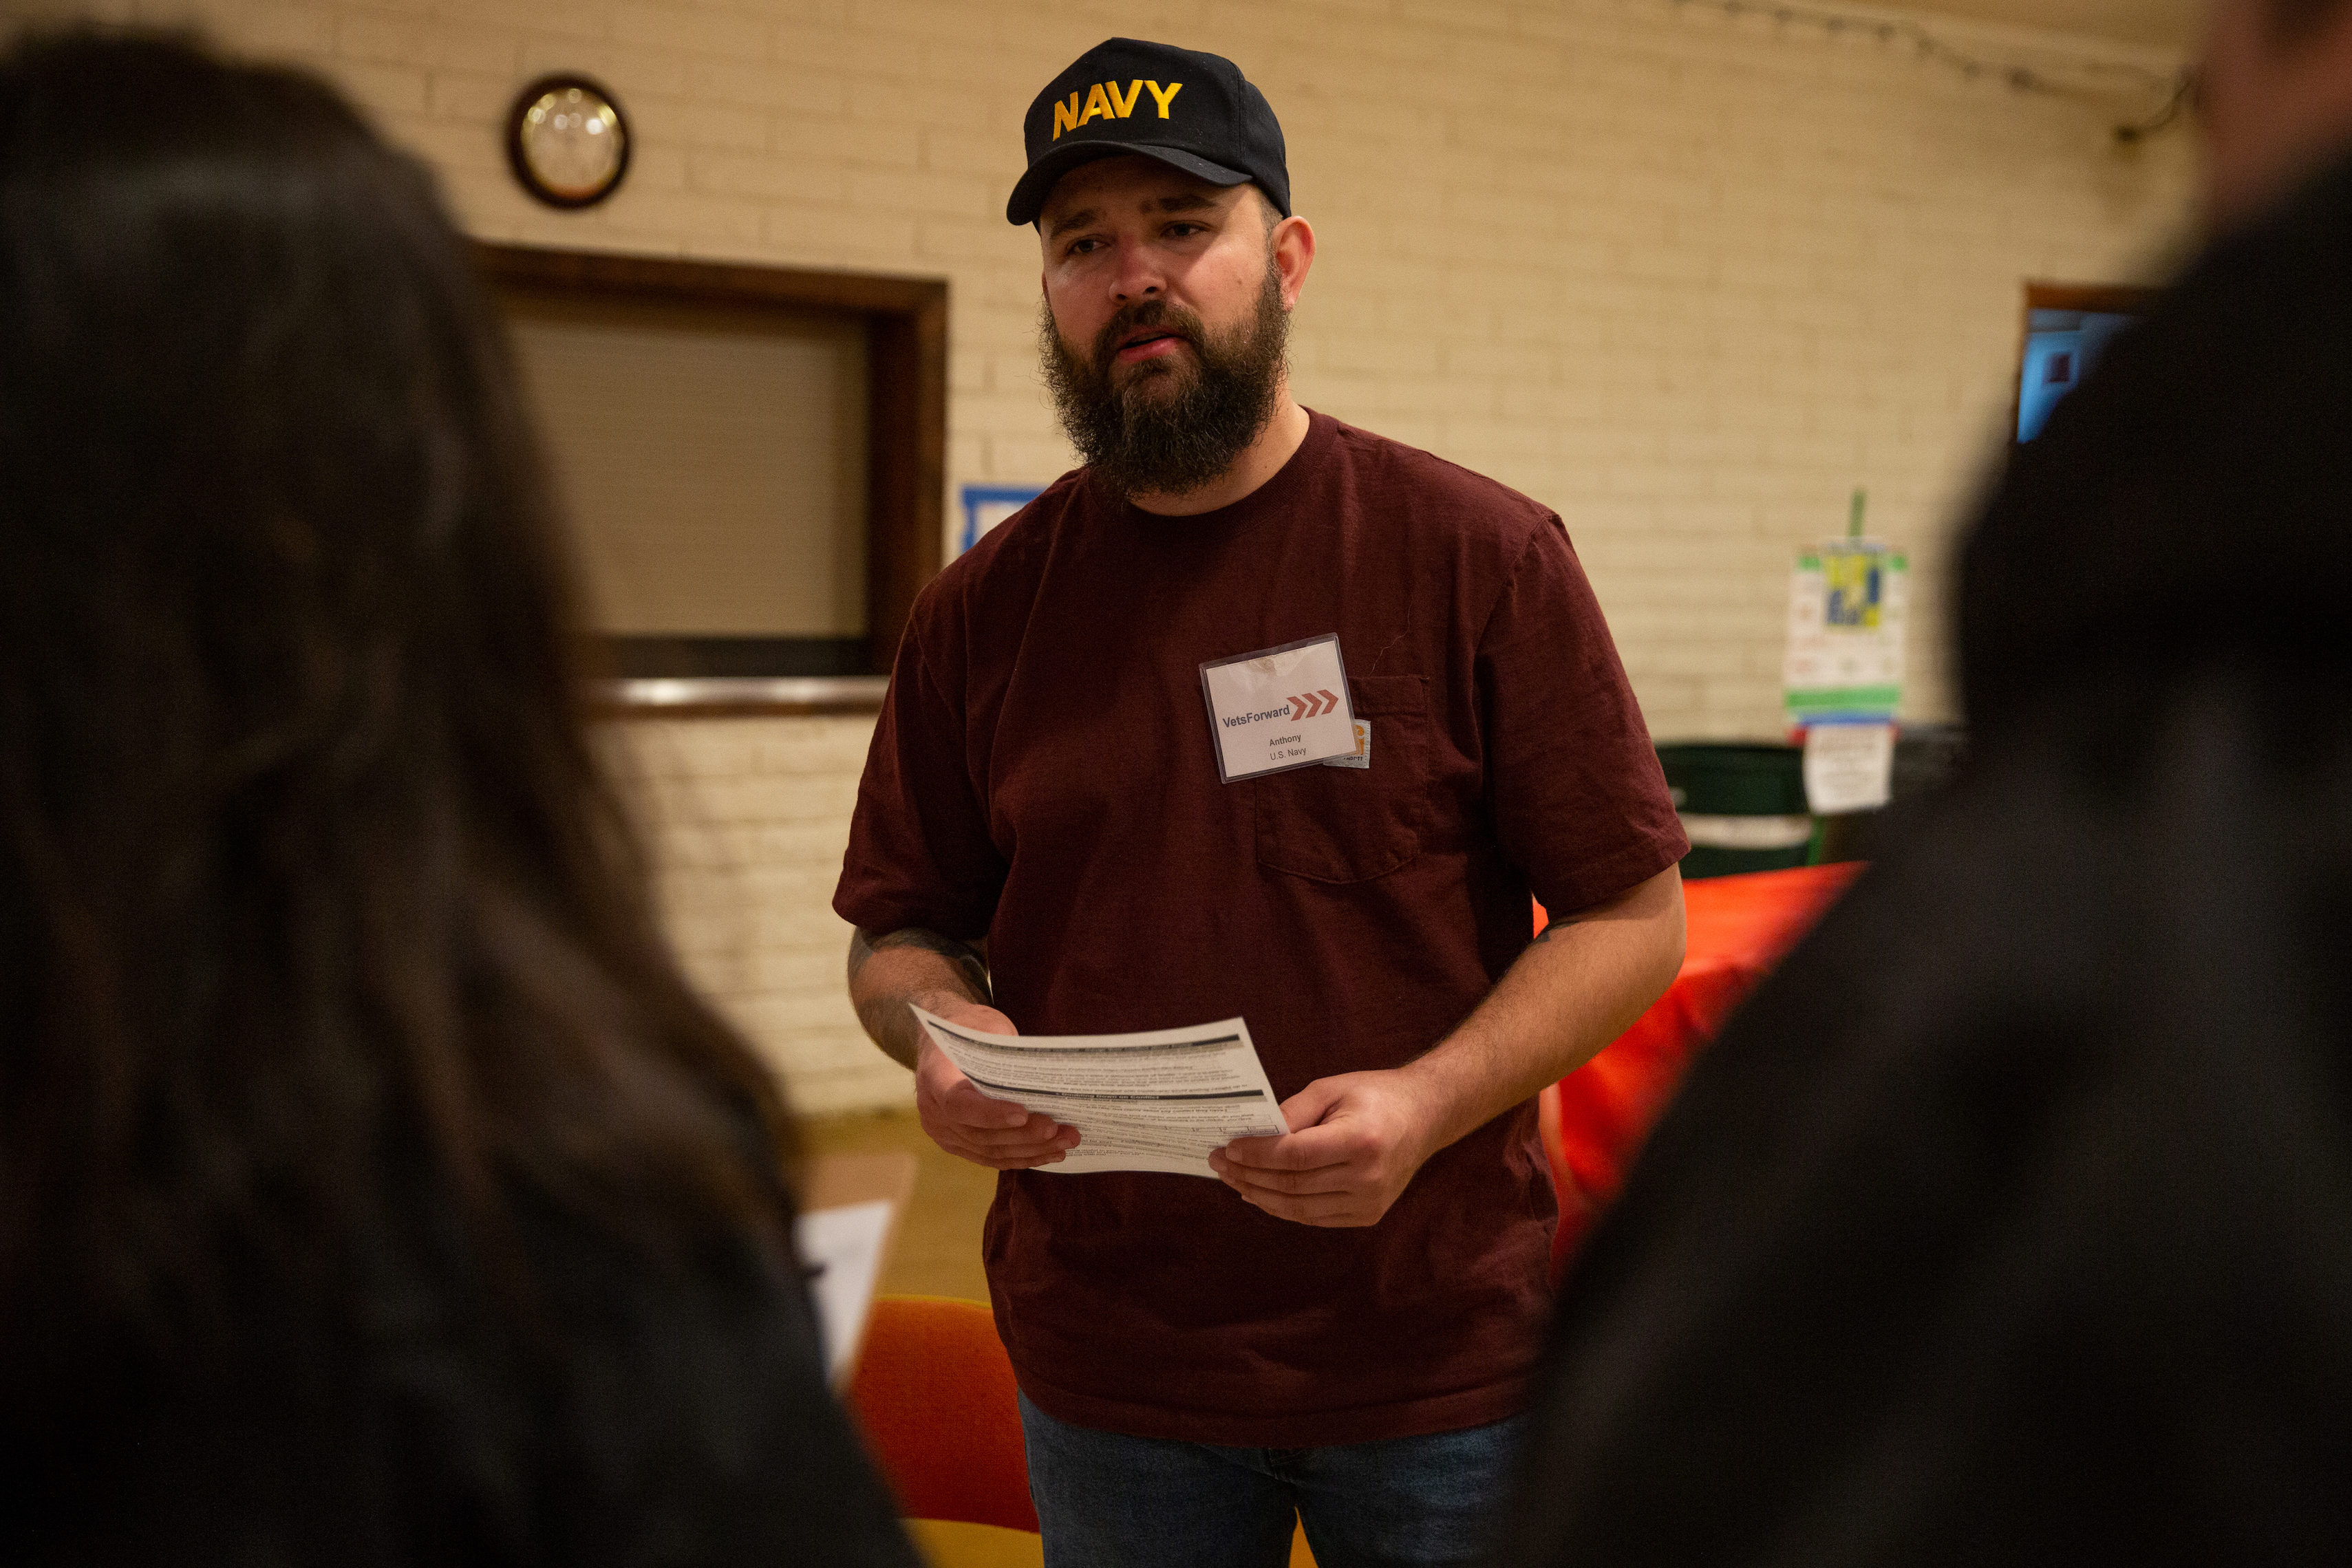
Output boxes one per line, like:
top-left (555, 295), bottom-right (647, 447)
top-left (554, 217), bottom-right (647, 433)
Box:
top-left (1804, 721), bottom-right (1897, 815)
top-left (793, 1199), bottom-right (894, 1384)
top-left (910, 1006), bottom-right (1292, 1179)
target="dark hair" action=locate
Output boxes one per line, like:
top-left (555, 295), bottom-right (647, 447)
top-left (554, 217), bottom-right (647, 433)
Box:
top-left (1959, 149), bottom-right (2352, 742)
top-left (2271, 0), bottom-right (2352, 42)
top-left (0, 25), bottom-right (797, 1374)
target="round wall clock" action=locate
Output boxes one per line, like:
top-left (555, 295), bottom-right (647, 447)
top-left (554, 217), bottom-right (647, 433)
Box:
top-left (506, 75), bottom-right (630, 209)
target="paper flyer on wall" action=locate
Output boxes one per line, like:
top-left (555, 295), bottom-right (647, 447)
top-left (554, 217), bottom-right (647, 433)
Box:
top-left (1802, 720), bottom-right (1896, 815)
top-left (1783, 537), bottom-right (1908, 730)
top-left (909, 1006), bottom-right (1292, 1179)
top-left (1785, 510), bottom-right (1907, 815)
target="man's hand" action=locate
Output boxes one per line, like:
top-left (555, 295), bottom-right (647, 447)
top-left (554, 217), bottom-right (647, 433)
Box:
top-left (848, 927), bottom-right (1081, 1171)
top-left (1209, 1069), bottom-right (1442, 1227)
top-left (911, 999), bottom-right (1082, 1172)
top-left (1209, 865), bottom-right (1687, 1228)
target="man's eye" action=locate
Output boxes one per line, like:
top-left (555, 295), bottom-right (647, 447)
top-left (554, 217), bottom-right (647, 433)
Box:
top-left (1166, 223), bottom-right (1206, 238)
top-left (1067, 237), bottom-right (1104, 256)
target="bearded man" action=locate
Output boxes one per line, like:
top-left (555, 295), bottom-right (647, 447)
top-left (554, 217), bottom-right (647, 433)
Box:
top-left (835, 39), bottom-right (1688, 1568)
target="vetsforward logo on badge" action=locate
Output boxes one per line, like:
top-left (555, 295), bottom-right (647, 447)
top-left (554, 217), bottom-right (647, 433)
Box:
top-left (1198, 634), bottom-right (1358, 784)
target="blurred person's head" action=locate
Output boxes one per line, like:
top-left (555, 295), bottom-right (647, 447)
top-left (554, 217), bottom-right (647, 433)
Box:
top-left (2201, 0), bottom-right (2352, 229)
top-left (1965, 0), bottom-right (2352, 745)
top-left (0, 28), bottom-right (793, 1373)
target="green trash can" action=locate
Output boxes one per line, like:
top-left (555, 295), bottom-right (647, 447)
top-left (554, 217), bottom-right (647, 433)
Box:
top-left (1655, 743), bottom-right (1812, 880)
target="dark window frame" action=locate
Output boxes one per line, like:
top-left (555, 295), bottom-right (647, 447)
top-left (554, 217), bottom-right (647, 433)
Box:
top-left (475, 243), bottom-right (946, 714)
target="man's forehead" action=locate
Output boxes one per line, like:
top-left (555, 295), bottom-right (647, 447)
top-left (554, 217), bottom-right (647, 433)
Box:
top-left (1039, 158), bottom-right (1243, 233)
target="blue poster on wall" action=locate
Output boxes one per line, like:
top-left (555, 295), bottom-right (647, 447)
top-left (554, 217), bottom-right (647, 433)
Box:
top-left (959, 484), bottom-right (1045, 555)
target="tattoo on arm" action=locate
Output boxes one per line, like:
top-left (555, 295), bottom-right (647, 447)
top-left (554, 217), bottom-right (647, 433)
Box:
top-left (848, 926), bottom-right (992, 1000)
top-left (848, 926), bottom-right (992, 1069)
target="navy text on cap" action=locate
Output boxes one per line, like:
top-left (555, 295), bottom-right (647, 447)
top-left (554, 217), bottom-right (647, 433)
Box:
top-left (1007, 38), bottom-right (1290, 227)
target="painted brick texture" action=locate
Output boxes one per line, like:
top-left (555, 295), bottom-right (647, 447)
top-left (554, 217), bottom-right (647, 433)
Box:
top-left (15, 0), bottom-right (2198, 1110)
top-left (608, 716), bottom-right (904, 1114)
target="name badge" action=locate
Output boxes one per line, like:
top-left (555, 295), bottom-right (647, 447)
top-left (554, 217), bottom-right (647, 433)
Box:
top-left (1198, 634), bottom-right (1358, 784)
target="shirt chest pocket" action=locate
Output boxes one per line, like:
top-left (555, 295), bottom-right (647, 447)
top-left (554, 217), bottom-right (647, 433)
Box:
top-left (1252, 675), bottom-right (1433, 883)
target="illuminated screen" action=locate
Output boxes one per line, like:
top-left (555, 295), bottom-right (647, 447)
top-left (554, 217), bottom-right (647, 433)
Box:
top-left (2017, 308), bottom-right (2139, 442)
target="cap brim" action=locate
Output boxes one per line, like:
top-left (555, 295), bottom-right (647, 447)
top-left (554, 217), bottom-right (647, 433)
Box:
top-left (1006, 141), bottom-right (1252, 226)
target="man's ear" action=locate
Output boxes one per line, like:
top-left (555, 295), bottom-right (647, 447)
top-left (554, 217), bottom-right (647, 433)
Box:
top-left (1270, 211), bottom-right (1316, 310)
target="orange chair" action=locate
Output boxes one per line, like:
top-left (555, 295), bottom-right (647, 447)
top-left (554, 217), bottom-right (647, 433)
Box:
top-left (846, 1295), bottom-right (1040, 1534)
top-left (846, 1295), bottom-right (1321, 1566)
top-left (1537, 862), bottom-right (1863, 1274)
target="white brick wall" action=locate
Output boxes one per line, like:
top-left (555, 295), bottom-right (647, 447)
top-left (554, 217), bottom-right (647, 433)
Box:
top-left (14, 0), bottom-right (2199, 1110)
top-left (608, 716), bottom-right (910, 1113)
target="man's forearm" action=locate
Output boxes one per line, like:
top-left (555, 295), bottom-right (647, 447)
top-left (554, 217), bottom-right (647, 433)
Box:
top-left (1400, 866), bottom-right (1687, 1155)
top-left (846, 927), bottom-right (992, 1070)
top-left (1209, 866), bottom-right (1687, 1228)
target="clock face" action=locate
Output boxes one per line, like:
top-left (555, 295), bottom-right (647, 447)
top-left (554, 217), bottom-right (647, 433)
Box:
top-left (508, 77), bottom-right (629, 208)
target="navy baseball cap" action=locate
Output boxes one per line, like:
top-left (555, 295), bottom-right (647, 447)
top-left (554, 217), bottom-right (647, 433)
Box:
top-left (1007, 38), bottom-right (1290, 227)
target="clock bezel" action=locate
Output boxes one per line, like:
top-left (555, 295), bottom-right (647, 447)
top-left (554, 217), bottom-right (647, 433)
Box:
top-left (505, 74), bottom-right (631, 211)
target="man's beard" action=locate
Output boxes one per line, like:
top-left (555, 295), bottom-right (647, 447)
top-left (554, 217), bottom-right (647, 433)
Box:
top-left (1038, 261), bottom-right (1290, 501)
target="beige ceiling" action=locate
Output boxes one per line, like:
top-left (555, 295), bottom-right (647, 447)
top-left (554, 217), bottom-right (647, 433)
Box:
top-left (1911, 0), bottom-right (2204, 49)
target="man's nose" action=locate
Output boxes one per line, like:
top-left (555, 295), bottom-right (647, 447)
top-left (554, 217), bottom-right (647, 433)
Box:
top-left (1110, 237), bottom-right (1164, 304)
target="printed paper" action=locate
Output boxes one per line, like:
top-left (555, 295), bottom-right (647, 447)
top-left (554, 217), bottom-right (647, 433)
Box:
top-left (912, 1007), bottom-right (1291, 1179)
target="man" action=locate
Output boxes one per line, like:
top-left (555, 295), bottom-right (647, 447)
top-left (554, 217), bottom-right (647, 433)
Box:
top-left (835, 39), bottom-right (1687, 1568)
top-left (1490, 1), bottom-right (2352, 1561)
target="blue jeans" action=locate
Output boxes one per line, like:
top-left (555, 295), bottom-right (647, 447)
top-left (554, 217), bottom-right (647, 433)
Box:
top-left (1018, 1392), bottom-right (1528, 1568)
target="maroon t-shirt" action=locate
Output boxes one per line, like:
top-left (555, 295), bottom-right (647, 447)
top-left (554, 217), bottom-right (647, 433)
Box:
top-left (835, 411), bottom-right (1686, 1446)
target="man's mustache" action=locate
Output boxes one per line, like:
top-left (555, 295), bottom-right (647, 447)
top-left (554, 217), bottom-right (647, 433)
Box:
top-left (1089, 301), bottom-right (1207, 374)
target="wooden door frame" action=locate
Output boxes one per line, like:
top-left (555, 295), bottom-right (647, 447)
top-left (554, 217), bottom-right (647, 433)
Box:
top-left (474, 243), bottom-right (946, 687)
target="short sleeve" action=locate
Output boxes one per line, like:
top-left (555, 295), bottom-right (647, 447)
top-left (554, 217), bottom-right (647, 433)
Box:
top-left (833, 616), bottom-right (1007, 943)
top-left (1479, 519), bottom-right (1688, 915)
